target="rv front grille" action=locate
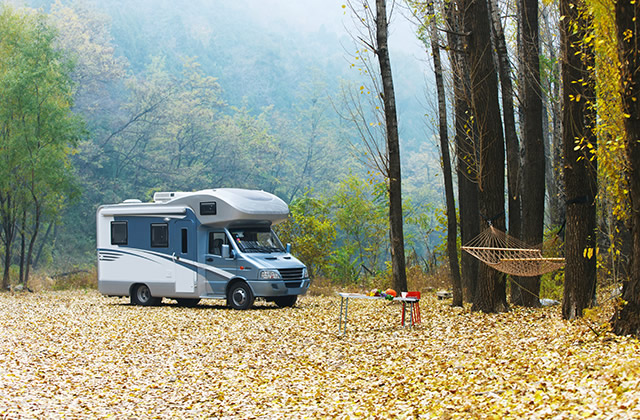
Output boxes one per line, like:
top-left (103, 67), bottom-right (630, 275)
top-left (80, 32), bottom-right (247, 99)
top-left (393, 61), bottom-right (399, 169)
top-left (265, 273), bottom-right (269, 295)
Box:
top-left (279, 268), bottom-right (304, 281)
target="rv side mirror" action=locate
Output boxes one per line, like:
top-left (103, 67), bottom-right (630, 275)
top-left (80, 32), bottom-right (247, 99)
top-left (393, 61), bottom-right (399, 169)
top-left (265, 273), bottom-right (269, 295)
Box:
top-left (286, 243), bottom-right (291, 254)
top-left (222, 244), bottom-right (231, 259)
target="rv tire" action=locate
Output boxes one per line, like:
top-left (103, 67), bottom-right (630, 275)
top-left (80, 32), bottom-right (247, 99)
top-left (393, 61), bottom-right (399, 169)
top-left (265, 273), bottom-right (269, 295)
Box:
top-left (227, 282), bottom-right (254, 310)
top-left (131, 284), bottom-right (161, 306)
top-left (273, 295), bottom-right (297, 308)
top-left (176, 298), bottom-right (200, 307)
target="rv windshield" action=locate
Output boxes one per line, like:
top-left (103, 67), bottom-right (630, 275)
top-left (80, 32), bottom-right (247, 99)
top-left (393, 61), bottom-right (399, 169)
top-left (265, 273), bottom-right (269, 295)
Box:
top-left (229, 227), bottom-right (285, 253)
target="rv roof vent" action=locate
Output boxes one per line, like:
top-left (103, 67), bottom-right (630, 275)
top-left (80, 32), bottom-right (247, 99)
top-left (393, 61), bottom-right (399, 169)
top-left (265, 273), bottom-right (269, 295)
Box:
top-left (122, 199), bottom-right (142, 204)
top-left (153, 192), bottom-right (175, 203)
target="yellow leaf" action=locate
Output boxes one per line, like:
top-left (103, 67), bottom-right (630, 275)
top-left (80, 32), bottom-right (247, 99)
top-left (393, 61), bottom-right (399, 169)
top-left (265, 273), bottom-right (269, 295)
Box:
top-left (583, 247), bottom-right (594, 259)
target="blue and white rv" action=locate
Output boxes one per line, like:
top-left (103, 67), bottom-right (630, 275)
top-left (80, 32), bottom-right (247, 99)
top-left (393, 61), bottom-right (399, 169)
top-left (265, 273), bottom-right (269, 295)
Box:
top-left (96, 188), bottom-right (310, 309)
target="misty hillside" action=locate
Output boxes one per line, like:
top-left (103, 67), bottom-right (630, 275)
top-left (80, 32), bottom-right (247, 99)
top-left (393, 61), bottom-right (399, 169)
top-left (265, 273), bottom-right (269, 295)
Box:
top-left (3, 0), bottom-right (443, 273)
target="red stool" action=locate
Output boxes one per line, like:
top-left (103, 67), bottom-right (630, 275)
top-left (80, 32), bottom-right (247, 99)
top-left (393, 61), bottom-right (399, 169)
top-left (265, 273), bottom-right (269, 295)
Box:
top-left (401, 291), bottom-right (421, 326)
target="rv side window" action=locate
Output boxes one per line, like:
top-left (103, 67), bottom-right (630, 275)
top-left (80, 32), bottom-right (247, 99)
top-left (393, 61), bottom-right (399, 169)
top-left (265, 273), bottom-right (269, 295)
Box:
top-left (110, 221), bottom-right (128, 245)
top-left (150, 223), bottom-right (169, 248)
top-left (208, 232), bottom-right (227, 256)
top-left (200, 201), bottom-right (217, 215)
top-left (181, 228), bottom-right (188, 253)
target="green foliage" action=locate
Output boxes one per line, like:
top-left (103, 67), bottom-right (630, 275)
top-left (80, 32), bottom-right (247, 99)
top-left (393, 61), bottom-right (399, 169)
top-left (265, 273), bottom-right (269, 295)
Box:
top-left (430, 206), bottom-right (449, 261)
top-left (326, 244), bottom-right (360, 285)
top-left (274, 192), bottom-right (336, 279)
top-left (266, 73), bottom-right (352, 202)
top-left (403, 197), bottom-right (441, 273)
top-left (330, 174), bottom-right (388, 282)
top-left (540, 269), bottom-right (565, 301)
top-left (538, 226), bottom-right (566, 300)
top-left (0, 4), bottom-right (83, 285)
top-left (276, 175), bottom-right (401, 286)
top-left (275, 176), bottom-right (391, 285)
top-left (48, 0), bottom-right (128, 114)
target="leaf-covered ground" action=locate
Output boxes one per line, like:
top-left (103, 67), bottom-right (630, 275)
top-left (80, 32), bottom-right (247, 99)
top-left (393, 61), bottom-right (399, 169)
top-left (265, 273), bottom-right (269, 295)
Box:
top-left (0, 291), bottom-right (638, 418)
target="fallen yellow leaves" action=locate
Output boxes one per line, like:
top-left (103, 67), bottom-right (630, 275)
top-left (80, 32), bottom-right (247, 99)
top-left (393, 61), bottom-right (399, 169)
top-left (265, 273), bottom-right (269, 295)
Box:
top-left (0, 291), bottom-right (638, 418)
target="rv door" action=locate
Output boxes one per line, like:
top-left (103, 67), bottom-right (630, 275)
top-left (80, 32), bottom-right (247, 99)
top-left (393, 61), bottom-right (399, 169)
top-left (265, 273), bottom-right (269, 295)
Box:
top-left (171, 218), bottom-right (197, 293)
top-left (204, 230), bottom-right (237, 295)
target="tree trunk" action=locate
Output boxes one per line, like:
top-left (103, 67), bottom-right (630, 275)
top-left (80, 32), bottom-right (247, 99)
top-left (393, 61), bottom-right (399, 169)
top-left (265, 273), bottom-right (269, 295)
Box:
top-left (560, 0), bottom-right (597, 320)
top-left (518, 0), bottom-right (546, 307)
top-left (446, 0), bottom-right (479, 303)
top-left (612, 0), bottom-right (640, 336)
top-left (0, 194), bottom-right (16, 290)
top-left (24, 196), bottom-right (41, 286)
top-left (462, 0), bottom-right (508, 313)
top-left (428, 2), bottom-right (463, 306)
top-left (19, 208), bottom-right (26, 285)
top-left (541, 6), bottom-right (565, 229)
top-left (33, 221), bottom-right (54, 269)
top-left (375, 0), bottom-right (407, 292)
top-left (488, 0), bottom-right (526, 305)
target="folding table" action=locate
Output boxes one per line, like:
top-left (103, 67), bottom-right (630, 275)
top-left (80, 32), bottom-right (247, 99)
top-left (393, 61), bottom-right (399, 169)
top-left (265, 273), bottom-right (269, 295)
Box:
top-left (337, 292), bottom-right (420, 335)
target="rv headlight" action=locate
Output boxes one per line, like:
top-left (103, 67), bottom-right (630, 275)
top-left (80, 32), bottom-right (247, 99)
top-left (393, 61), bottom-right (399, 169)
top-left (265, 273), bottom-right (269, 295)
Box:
top-left (259, 270), bottom-right (281, 280)
top-left (302, 268), bottom-right (308, 278)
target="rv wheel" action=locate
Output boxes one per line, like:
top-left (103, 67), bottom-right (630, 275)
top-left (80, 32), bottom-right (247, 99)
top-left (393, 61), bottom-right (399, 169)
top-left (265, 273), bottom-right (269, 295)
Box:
top-left (273, 295), bottom-right (297, 308)
top-left (227, 282), bottom-right (254, 310)
top-left (131, 284), bottom-right (161, 306)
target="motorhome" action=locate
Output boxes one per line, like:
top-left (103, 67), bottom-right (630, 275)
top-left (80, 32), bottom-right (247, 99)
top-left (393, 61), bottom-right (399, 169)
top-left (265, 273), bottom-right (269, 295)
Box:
top-left (96, 188), bottom-right (310, 309)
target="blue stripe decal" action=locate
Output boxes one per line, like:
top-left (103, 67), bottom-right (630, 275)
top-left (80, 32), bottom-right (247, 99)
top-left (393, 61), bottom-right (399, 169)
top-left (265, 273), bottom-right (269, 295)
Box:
top-left (98, 247), bottom-right (234, 280)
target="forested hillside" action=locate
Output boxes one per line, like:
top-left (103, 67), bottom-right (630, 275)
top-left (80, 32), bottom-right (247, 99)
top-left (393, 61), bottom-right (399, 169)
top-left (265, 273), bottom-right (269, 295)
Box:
top-left (2, 0), bottom-right (442, 280)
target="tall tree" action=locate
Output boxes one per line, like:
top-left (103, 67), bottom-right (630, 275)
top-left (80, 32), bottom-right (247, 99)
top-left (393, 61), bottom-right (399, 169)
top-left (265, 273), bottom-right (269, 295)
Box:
top-left (487, 0), bottom-right (525, 305)
top-left (612, 0), bottom-right (640, 335)
top-left (0, 5), bottom-right (82, 288)
top-left (375, 0), bottom-right (407, 293)
top-left (540, 4), bottom-right (564, 230)
top-left (445, 0), bottom-right (479, 302)
top-left (418, 1), bottom-right (463, 306)
top-left (518, 0), bottom-right (546, 307)
top-left (560, 0), bottom-right (598, 320)
top-left (461, 0), bottom-right (508, 312)
top-left (343, 0), bottom-right (408, 292)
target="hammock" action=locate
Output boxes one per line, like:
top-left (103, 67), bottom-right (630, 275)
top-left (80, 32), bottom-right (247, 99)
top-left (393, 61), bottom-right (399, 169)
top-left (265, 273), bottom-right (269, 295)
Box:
top-left (461, 226), bottom-right (565, 277)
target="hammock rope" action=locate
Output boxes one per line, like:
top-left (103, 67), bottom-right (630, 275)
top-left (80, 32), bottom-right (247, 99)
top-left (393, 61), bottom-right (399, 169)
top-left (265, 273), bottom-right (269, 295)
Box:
top-left (461, 226), bottom-right (565, 277)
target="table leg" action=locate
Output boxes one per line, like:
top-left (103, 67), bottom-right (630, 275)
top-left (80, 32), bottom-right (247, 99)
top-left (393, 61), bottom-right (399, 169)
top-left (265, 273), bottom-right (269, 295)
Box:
top-left (401, 301), bottom-right (406, 326)
top-left (339, 296), bottom-right (344, 333)
top-left (343, 297), bottom-right (349, 334)
top-left (338, 296), bottom-right (349, 335)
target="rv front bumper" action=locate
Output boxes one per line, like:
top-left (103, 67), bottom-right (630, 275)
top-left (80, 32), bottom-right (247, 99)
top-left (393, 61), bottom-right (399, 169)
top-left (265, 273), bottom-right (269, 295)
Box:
top-left (248, 278), bottom-right (311, 297)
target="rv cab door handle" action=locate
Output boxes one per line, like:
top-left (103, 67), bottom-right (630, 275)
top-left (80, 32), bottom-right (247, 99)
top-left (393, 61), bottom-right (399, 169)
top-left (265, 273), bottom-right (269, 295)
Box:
top-left (206, 257), bottom-right (213, 262)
